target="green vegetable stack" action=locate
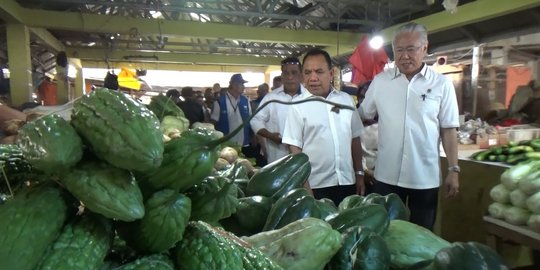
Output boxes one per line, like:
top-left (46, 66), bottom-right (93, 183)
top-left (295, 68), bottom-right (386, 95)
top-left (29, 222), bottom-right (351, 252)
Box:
top-left (0, 88), bottom-right (509, 270)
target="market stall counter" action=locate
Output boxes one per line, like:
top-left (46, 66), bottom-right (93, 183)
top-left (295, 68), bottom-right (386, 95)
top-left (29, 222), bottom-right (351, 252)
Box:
top-left (436, 145), bottom-right (537, 267)
top-left (484, 216), bottom-right (540, 269)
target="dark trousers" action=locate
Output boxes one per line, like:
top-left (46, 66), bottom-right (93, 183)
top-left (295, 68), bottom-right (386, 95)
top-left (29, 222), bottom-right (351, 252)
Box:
top-left (372, 180), bottom-right (439, 231)
top-left (312, 184), bottom-right (357, 206)
top-left (241, 144), bottom-right (267, 167)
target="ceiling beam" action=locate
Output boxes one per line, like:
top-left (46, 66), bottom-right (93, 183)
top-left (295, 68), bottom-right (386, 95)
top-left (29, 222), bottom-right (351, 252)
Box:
top-left (66, 47), bottom-right (282, 66)
top-left (0, 0), bottom-right (25, 23)
top-left (15, 8), bottom-right (361, 47)
top-left (30, 27), bottom-right (65, 53)
top-left (81, 60), bottom-right (276, 73)
top-left (331, 0), bottom-right (540, 57)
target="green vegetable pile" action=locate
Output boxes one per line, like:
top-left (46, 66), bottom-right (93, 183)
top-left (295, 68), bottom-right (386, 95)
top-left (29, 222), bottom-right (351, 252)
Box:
top-left (471, 139), bottom-right (540, 165)
top-left (0, 88), bottom-right (509, 270)
top-left (488, 159), bottom-right (540, 232)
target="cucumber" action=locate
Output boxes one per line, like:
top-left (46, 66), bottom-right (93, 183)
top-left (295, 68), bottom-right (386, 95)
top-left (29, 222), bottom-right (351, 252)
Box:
top-left (487, 155), bottom-right (497, 162)
top-left (525, 152), bottom-right (540, 160)
top-left (507, 145), bottom-right (535, 155)
top-left (530, 139), bottom-right (540, 151)
top-left (496, 155), bottom-right (508, 162)
top-left (471, 150), bottom-right (492, 161)
top-left (506, 153), bottom-right (529, 165)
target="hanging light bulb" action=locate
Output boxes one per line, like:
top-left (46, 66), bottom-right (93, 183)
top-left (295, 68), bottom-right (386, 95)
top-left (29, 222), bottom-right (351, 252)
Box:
top-left (369, 35), bottom-right (384, 50)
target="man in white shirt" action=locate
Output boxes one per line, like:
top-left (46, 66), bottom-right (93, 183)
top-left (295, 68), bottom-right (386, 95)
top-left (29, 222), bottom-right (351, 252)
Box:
top-left (359, 22), bottom-right (460, 230)
top-left (282, 49), bottom-right (365, 205)
top-left (250, 57), bottom-right (307, 163)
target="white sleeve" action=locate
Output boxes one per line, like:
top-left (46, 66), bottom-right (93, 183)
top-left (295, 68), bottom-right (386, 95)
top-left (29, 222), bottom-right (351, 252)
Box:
top-left (359, 79), bottom-right (378, 120)
top-left (250, 94), bottom-right (271, 134)
top-left (282, 105), bottom-right (303, 148)
top-left (210, 100), bottom-right (221, 122)
top-left (438, 77), bottom-right (460, 128)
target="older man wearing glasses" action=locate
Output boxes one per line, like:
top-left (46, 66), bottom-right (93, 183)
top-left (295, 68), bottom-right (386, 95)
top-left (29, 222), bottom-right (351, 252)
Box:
top-left (359, 22), bottom-right (460, 231)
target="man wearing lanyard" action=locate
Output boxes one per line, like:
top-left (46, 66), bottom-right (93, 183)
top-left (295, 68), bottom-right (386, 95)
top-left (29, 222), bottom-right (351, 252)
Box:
top-left (211, 74), bottom-right (257, 162)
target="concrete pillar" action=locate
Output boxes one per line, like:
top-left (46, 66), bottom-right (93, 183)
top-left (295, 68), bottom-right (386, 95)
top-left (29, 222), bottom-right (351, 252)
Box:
top-left (70, 58), bottom-right (85, 99)
top-left (55, 63), bottom-right (69, 104)
top-left (6, 24), bottom-right (33, 106)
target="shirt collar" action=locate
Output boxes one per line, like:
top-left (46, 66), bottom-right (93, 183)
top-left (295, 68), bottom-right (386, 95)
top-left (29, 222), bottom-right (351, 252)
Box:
top-left (277, 85), bottom-right (304, 96)
top-left (392, 63), bottom-right (430, 80)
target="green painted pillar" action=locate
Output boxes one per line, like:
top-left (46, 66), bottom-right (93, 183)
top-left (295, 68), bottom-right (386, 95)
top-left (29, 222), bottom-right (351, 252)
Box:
top-left (6, 23), bottom-right (32, 106)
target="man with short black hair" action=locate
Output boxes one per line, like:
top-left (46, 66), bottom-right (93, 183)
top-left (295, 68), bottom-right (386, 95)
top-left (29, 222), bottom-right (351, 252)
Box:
top-left (178, 87), bottom-right (205, 127)
top-left (251, 57), bottom-right (308, 163)
top-left (282, 49), bottom-right (365, 205)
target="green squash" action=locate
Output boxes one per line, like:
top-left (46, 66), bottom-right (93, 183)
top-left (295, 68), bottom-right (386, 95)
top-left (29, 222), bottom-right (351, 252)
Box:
top-left (71, 88), bottom-right (164, 172)
top-left (17, 114), bottom-right (82, 174)
top-left (0, 185), bottom-right (67, 270)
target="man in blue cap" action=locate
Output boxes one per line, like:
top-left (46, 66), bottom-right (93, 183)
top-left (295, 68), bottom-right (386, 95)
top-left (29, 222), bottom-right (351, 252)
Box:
top-left (211, 74), bottom-right (261, 163)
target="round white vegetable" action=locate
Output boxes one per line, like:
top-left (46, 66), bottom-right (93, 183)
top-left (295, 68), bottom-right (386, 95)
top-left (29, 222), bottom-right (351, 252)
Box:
top-left (490, 184), bottom-right (511, 204)
top-left (488, 202), bottom-right (512, 219)
top-left (220, 147), bottom-right (239, 164)
top-left (510, 189), bottom-right (529, 208)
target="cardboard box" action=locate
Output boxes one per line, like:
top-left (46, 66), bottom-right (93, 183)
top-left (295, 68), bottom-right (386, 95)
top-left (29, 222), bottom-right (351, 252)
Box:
top-left (476, 134), bottom-right (501, 149)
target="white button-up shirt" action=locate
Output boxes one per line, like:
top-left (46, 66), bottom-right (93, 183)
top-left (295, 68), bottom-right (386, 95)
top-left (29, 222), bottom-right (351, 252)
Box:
top-left (283, 89), bottom-right (364, 189)
top-left (250, 85), bottom-right (307, 163)
top-left (359, 64), bottom-right (459, 189)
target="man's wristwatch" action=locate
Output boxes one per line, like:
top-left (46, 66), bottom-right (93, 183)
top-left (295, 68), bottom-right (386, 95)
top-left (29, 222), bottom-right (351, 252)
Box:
top-left (355, 170), bottom-right (365, 176)
top-left (448, 165), bottom-right (461, 173)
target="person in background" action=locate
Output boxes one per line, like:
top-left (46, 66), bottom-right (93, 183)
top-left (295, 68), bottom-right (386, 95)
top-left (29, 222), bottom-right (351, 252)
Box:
top-left (203, 87), bottom-right (215, 120)
top-left (359, 22), bottom-right (460, 231)
top-left (165, 89), bottom-right (181, 104)
top-left (250, 57), bottom-right (307, 163)
top-left (356, 81), bottom-right (378, 195)
top-left (178, 87), bottom-right (205, 126)
top-left (0, 103), bottom-right (27, 144)
top-left (272, 76), bottom-right (283, 90)
top-left (251, 83), bottom-right (269, 112)
top-left (282, 49), bottom-right (365, 205)
top-left (211, 74), bottom-right (264, 165)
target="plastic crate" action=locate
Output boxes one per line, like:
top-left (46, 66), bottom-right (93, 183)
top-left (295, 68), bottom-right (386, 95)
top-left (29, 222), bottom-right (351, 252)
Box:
top-left (507, 128), bottom-right (540, 142)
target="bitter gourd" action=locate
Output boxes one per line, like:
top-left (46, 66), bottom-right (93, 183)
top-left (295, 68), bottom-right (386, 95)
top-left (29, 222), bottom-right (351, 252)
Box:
top-left (36, 214), bottom-right (113, 270)
top-left (17, 113), bottom-right (83, 174)
top-left (114, 254), bottom-right (175, 270)
top-left (71, 88), bottom-right (163, 172)
top-left (60, 160), bottom-right (145, 221)
top-left (118, 189), bottom-right (191, 253)
top-left (0, 185), bottom-right (67, 270)
top-left (174, 221), bottom-right (244, 270)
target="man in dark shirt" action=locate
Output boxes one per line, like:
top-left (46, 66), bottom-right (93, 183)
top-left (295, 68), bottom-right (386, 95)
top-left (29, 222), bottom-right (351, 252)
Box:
top-left (178, 87), bottom-right (205, 127)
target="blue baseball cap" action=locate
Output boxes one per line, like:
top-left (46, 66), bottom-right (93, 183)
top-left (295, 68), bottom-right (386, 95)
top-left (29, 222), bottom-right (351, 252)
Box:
top-left (230, 73), bottom-right (247, 84)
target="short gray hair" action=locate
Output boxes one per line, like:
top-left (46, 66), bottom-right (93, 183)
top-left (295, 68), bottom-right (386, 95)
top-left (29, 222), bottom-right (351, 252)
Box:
top-left (392, 22), bottom-right (428, 47)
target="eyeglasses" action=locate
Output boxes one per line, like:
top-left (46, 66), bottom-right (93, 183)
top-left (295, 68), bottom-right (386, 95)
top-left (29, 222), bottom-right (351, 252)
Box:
top-left (394, 45), bottom-right (423, 55)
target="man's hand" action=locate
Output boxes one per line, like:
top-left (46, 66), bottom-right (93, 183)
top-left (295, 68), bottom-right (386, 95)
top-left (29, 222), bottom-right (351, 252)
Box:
top-left (267, 132), bottom-right (282, 145)
top-left (356, 175), bottom-right (365, 195)
top-left (444, 173), bottom-right (459, 198)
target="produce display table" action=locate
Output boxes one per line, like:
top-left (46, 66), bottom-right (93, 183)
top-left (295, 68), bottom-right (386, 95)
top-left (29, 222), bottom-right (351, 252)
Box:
top-left (483, 216), bottom-right (540, 250)
top-left (436, 150), bottom-right (508, 243)
top-left (483, 216), bottom-right (540, 267)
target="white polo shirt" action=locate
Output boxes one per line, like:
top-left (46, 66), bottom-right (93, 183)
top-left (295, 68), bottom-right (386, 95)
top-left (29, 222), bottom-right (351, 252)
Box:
top-left (282, 89), bottom-right (364, 189)
top-left (250, 85), bottom-right (307, 163)
top-left (359, 64), bottom-right (459, 189)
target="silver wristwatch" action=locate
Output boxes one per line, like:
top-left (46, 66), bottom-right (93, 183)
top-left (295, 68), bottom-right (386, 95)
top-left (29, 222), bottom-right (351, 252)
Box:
top-left (448, 165), bottom-right (461, 173)
top-left (355, 170), bottom-right (365, 176)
